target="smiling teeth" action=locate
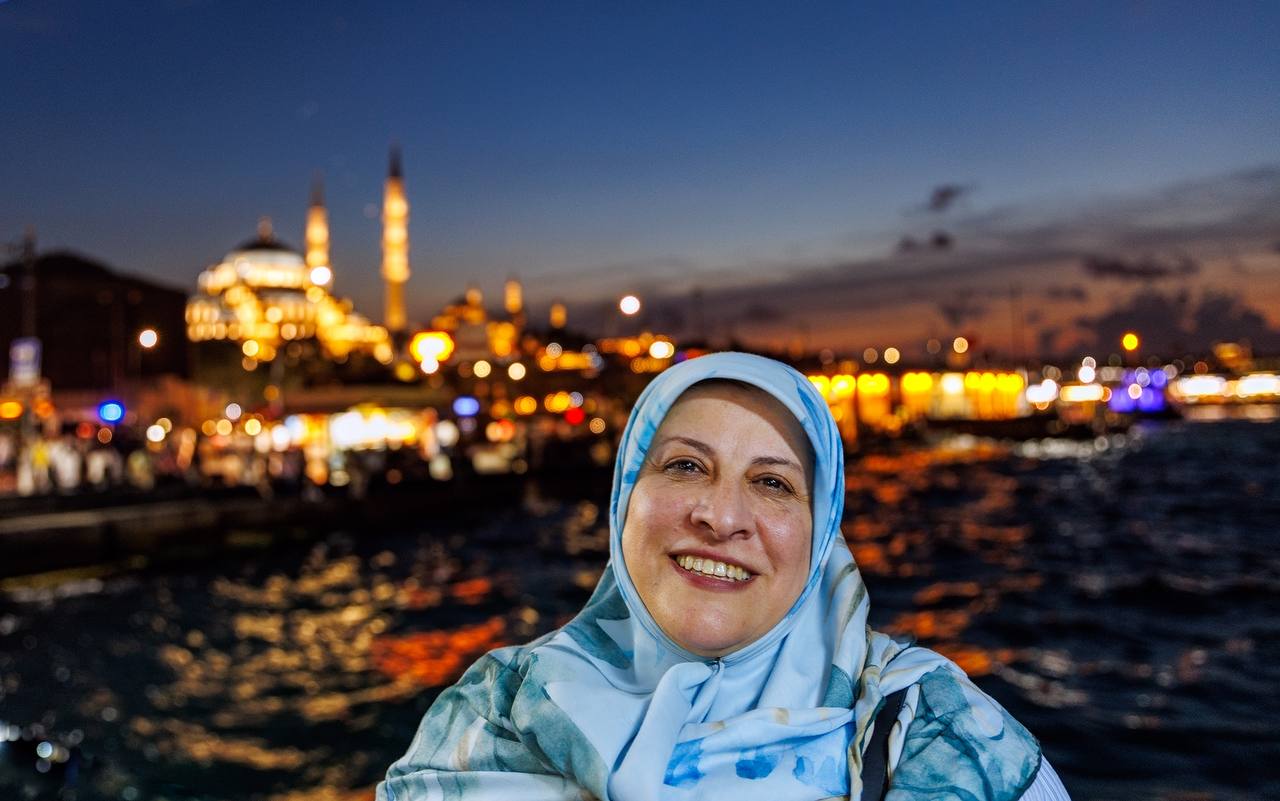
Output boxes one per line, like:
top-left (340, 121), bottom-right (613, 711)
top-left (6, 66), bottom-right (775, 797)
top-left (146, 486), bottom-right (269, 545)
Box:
top-left (675, 555), bottom-right (750, 581)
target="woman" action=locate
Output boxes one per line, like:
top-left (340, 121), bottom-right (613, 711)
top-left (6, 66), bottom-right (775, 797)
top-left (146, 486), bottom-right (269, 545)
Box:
top-left (380, 352), bottom-right (1070, 800)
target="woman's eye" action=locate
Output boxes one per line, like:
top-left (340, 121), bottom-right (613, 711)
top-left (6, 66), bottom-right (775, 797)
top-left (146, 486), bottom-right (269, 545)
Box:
top-left (664, 458), bottom-right (702, 474)
top-left (757, 476), bottom-right (793, 494)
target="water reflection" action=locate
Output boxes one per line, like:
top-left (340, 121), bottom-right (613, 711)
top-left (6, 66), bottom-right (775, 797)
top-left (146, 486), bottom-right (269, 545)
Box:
top-left (2, 421), bottom-right (1279, 799)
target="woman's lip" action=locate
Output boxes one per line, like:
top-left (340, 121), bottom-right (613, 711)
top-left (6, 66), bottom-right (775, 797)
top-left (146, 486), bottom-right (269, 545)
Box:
top-left (668, 555), bottom-right (753, 591)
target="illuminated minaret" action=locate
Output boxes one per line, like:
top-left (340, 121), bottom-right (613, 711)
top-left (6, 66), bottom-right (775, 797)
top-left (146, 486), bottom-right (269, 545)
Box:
top-left (381, 145), bottom-right (410, 334)
top-left (305, 174), bottom-right (330, 272)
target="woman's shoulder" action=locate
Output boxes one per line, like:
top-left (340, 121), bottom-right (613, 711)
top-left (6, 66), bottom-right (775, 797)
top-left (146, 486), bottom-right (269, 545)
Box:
top-left (888, 653), bottom-right (1043, 801)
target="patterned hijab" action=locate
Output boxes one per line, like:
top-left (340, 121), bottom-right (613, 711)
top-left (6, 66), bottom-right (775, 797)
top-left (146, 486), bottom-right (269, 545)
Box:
top-left (381, 352), bottom-right (1041, 801)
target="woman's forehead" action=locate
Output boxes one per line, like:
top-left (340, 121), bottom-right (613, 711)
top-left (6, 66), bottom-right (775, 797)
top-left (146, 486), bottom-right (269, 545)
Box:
top-left (655, 381), bottom-right (815, 475)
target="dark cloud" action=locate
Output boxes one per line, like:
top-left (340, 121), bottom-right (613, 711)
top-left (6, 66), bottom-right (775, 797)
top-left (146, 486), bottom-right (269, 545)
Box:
top-left (896, 230), bottom-right (954, 254)
top-left (1081, 254), bottom-right (1200, 281)
top-left (937, 292), bottom-right (987, 328)
top-left (925, 184), bottom-right (973, 213)
top-left (1045, 285), bottom-right (1088, 302)
top-left (740, 303), bottom-right (786, 323)
top-left (1073, 288), bottom-right (1280, 355)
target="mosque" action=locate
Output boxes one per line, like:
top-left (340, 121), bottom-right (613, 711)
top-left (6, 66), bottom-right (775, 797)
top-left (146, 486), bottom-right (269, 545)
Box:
top-left (185, 149), bottom-right (546, 380)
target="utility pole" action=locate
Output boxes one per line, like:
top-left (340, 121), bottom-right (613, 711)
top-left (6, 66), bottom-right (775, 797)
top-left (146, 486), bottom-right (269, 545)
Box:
top-left (21, 226), bottom-right (36, 339)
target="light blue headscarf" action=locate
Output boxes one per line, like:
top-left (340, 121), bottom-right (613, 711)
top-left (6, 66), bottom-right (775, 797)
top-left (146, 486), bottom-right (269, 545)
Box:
top-left (380, 352), bottom-right (1041, 801)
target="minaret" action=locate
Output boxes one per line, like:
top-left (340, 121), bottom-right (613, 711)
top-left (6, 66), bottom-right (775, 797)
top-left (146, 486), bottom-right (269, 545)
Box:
top-left (381, 145), bottom-right (410, 334)
top-left (305, 174), bottom-right (330, 272)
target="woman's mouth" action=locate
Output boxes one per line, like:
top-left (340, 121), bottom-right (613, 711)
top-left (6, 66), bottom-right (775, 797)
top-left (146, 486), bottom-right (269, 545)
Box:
top-left (671, 554), bottom-right (753, 582)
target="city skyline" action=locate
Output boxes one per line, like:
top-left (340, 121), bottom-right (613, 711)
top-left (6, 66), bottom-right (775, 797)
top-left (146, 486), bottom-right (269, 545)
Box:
top-left (3, 1), bottom-right (1279, 356)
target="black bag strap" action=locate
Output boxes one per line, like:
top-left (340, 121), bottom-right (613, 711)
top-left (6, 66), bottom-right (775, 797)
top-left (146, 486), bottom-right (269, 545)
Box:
top-left (860, 687), bottom-right (908, 801)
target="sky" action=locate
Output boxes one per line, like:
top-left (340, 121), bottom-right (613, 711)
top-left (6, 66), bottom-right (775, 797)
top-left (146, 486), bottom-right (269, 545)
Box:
top-left (2, 0), bottom-right (1278, 358)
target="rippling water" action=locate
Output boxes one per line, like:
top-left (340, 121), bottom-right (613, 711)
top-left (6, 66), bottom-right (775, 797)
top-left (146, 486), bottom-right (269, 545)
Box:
top-left (2, 420), bottom-right (1278, 800)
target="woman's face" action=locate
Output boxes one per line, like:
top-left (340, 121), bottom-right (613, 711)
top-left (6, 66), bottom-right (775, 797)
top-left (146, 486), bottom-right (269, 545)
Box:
top-left (622, 382), bottom-right (814, 658)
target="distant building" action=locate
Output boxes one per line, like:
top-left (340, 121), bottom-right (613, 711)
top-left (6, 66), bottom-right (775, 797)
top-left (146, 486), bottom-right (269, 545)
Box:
top-left (186, 217), bottom-right (392, 367)
top-left (0, 251), bottom-right (188, 391)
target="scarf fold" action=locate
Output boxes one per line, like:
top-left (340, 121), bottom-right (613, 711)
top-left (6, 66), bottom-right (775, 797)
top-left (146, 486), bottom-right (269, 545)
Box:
top-left (381, 352), bottom-right (1040, 801)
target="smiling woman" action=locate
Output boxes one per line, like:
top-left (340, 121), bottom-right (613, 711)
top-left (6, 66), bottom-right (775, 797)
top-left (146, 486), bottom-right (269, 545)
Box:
top-left (379, 353), bottom-right (1071, 801)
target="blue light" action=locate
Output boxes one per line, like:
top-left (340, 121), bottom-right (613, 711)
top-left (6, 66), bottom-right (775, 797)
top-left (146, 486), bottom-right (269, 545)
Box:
top-left (452, 396), bottom-right (481, 417)
top-left (97, 400), bottom-right (125, 424)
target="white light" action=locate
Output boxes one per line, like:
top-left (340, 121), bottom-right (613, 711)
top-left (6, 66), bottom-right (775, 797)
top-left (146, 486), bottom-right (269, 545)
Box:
top-left (619, 295), bottom-right (641, 315)
top-left (1025, 379), bottom-right (1059, 404)
top-left (225, 403), bottom-right (242, 421)
top-left (146, 425), bottom-right (165, 443)
top-left (648, 341), bottom-right (675, 359)
top-left (940, 373), bottom-right (965, 395)
top-left (1078, 365), bottom-right (1096, 383)
top-left (508, 362), bottom-right (527, 381)
top-left (883, 347), bottom-right (900, 365)
top-left (420, 357), bottom-right (439, 374)
top-left (435, 420), bottom-right (460, 448)
top-left (1175, 375), bottom-right (1226, 399)
top-left (1060, 384), bottom-right (1106, 402)
top-left (473, 360), bottom-right (492, 378)
top-left (309, 265), bottom-right (332, 285)
top-left (137, 329), bottom-right (158, 349)
top-left (1237, 373), bottom-right (1280, 398)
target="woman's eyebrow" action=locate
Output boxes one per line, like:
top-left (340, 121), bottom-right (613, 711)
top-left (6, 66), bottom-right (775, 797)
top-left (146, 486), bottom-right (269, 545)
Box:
top-left (656, 435), bottom-right (716, 457)
top-left (656, 436), bottom-right (803, 473)
top-left (751, 455), bottom-right (804, 473)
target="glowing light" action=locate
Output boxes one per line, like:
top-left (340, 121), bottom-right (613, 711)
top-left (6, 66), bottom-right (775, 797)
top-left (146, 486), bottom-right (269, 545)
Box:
top-left (883, 347), bottom-right (900, 365)
top-left (1237, 373), bottom-right (1280, 397)
top-left (156, 417), bottom-right (173, 433)
top-left (1078, 365), bottom-right (1096, 383)
top-left (473, 360), bottom-right (492, 378)
top-left (901, 372), bottom-right (933, 393)
top-left (145, 425), bottom-right (165, 443)
top-left (856, 373), bottom-right (890, 395)
top-left (829, 374), bottom-right (856, 400)
top-left (940, 373), bottom-right (965, 396)
top-left (649, 340), bottom-right (675, 359)
top-left (1025, 379), bottom-right (1059, 404)
top-left (97, 401), bottom-right (125, 424)
top-left (1122, 332), bottom-right (1139, 352)
top-left (0, 401), bottom-right (22, 420)
top-left (420, 357), bottom-right (440, 374)
top-left (546, 342), bottom-right (563, 358)
top-left (138, 328), bottom-right (158, 349)
top-left (309, 265), bottom-right (332, 285)
top-left (435, 420), bottom-right (460, 448)
top-left (215, 419), bottom-right (233, 436)
top-left (453, 396), bottom-right (481, 417)
top-left (862, 347), bottom-right (878, 364)
top-left (565, 407), bottom-right (586, 425)
top-left (588, 417), bottom-right (606, 434)
top-left (410, 331), bottom-right (456, 363)
top-left (508, 362), bottom-right (527, 381)
top-left (243, 418), bottom-right (263, 436)
top-left (808, 375), bottom-right (831, 398)
top-left (952, 337), bottom-right (969, 354)
top-left (619, 295), bottom-right (641, 315)
top-left (394, 362), bottom-right (417, 382)
top-left (1060, 384), bottom-right (1106, 403)
top-left (225, 403), bottom-right (243, 421)
top-left (242, 340), bottom-right (260, 357)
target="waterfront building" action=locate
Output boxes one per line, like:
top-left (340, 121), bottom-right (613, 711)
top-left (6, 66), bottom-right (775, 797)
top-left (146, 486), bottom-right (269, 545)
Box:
top-left (185, 217), bottom-right (393, 367)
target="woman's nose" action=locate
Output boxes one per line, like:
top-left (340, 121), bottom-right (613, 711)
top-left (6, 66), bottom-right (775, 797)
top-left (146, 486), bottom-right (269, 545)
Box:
top-left (689, 479), bottom-right (752, 539)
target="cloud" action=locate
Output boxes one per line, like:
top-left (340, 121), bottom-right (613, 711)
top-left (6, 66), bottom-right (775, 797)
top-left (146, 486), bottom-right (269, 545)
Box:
top-left (521, 164), bottom-right (1280, 354)
top-left (923, 184), bottom-right (974, 213)
top-left (1045, 285), bottom-right (1088, 302)
top-left (1072, 288), bottom-right (1280, 354)
top-left (1081, 254), bottom-right (1200, 281)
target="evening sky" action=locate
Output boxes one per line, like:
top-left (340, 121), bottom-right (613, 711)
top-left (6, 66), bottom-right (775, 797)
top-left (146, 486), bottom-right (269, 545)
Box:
top-left (2, 1), bottom-right (1278, 355)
